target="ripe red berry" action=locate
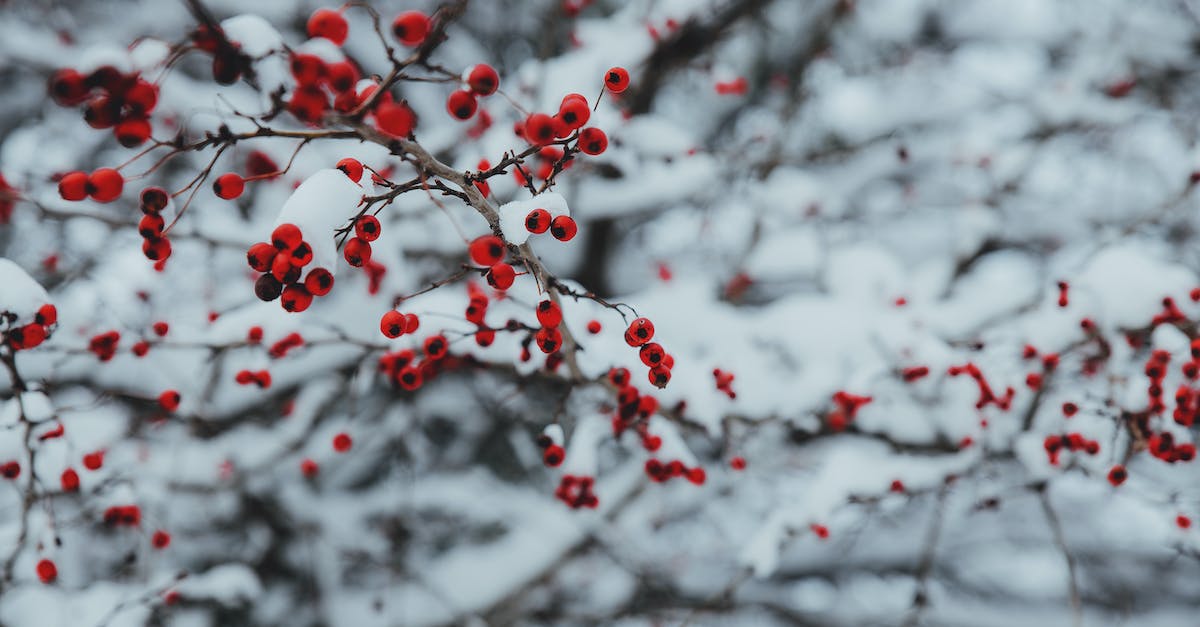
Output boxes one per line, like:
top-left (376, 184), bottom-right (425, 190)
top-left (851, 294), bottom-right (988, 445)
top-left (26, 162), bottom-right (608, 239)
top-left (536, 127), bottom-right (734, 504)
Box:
top-left (686, 467), bottom-right (706, 485)
top-left (1, 461), bottom-right (20, 479)
top-left (376, 100), bottom-right (416, 137)
top-left (1108, 465), bottom-right (1127, 486)
top-left (304, 268), bottom-right (334, 296)
top-left (543, 444), bottom-right (565, 467)
top-left (392, 11), bottom-right (430, 46)
top-left (1179, 515), bottom-right (1192, 529)
top-left (307, 8), bottom-right (349, 45)
top-left (115, 117), bottom-right (152, 148)
top-left (280, 285), bottom-right (314, 312)
top-left (535, 326), bottom-right (563, 353)
top-left (536, 300), bottom-right (563, 328)
top-left (271, 223), bottom-right (303, 251)
top-left (578, 127), bottom-right (608, 155)
top-left (469, 235), bottom-right (506, 266)
top-left (60, 468), bottom-right (80, 491)
top-left (300, 458), bottom-right (319, 477)
top-left (604, 67), bottom-right (630, 93)
top-left (213, 173), bottom-right (245, 199)
top-left (151, 530), bottom-right (171, 549)
top-left (487, 262), bottom-right (516, 290)
top-left (446, 90), bottom-right (478, 120)
top-left (381, 310), bottom-right (406, 338)
top-left (158, 390), bottom-right (181, 412)
top-left (58, 171), bottom-right (89, 201)
top-left (466, 64), bottom-right (500, 96)
top-left (639, 342), bottom-right (665, 366)
top-left (49, 68), bottom-right (88, 106)
top-left (35, 303), bottom-right (57, 327)
top-left (558, 97), bottom-right (590, 129)
top-left (88, 168), bottom-right (123, 202)
top-left (83, 451), bottom-right (104, 471)
top-left (333, 432), bottom-right (353, 452)
top-left (142, 237), bottom-right (172, 262)
top-left (126, 80), bottom-right (158, 115)
top-left (344, 237), bottom-right (372, 267)
top-left (355, 215), bottom-right (382, 241)
top-left (550, 215), bottom-right (577, 241)
top-left (524, 208), bottom-right (551, 234)
top-left (648, 364), bottom-right (671, 388)
top-left (152, 321), bottom-right (169, 337)
top-left (247, 243), bottom-right (276, 272)
top-left (36, 559), bottom-right (57, 584)
top-left (140, 187), bottom-right (169, 213)
top-left (138, 213), bottom-right (164, 238)
top-left (336, 157), bottom-right (363, 182)
top-left (288, 241), bottom-right (314, 267)
top-left (524, 113), bottom-right (556, 145)
top-left (586, 320), bottom-right (602, 334)
top-left (730, 456), bottom-right (747, 470)
top-left (625, 318), bottom-right (654, 346)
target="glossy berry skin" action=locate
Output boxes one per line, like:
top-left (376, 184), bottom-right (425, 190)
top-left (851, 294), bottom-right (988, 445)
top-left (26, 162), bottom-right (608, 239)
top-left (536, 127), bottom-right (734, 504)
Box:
top-left (605, 67), bottom-right (630, 93)
top-left (467, 64), bottom-right (499, 96)
top-left (543, 444), bottom-right (565, 467)
top-left (304, 268), bottom-right (334, 296)
top-left (587, 320), bottom-right (602, 334)
top-left (138, 214), bottom-right (164, 238)
top-left (60, 468), bottom-right (80, 491)
top-left (158, 390), bottom-right (181, 412)
top-left (271, 223), bottom-right (303, 252)
top-left (36, 559), bottom-right (57, 584)
top-left (49, 68), bottom-right (88, 106)
top-left (525, 209), bottom-right (551, 234)
top-left (355, 215), bottom-right (382, 241)
top-left (578, 127), bottom-right (608, 155)
top-left (487, 263), bottom-right (516, 290)
top-left (307, 8), bottom-right (349, 45)
top-left (381, 311), bottom-right (406, 338)
top-left (142, 237), bottom-right (172, 261)
top-left (469, 235), bottom-right (505, 266)
top-left (536, 300), bottom-right (562, 328)
top-left (281, 285), bottom-right (314, 312)
top-left (639, 342), bottom-right (665, 367)
top-left (140, 187), bottom-right (169, 213)
top-left (392, 11), bottom-right (430, 46)
top-left (376, 100), bottom-right (416, 137)
top-left (344, 237), bottom-right (372, 267)
top-left (247, 243), bottom-right (276, 272)
top-left (88, 168), bottom-right (123, 202)
top-left (550, 215), bottom-right (578, 242)
top-left (151, 530), bottom-right (171, 549)
top-left (115, 117), bottom-right (151, 148)
top-left (300, 458), bottom-right (319, 477)
top-left (213, 173), bottom-right (245, 199)
top-left (524, 113), bottom-right (556, 145)
top-left (336, 157), bottom-right (363, 182)
top-left (648, 365), bottom-right (671, 388)
top-left (332, 432), bottom-right (353, 452)
top-left (625, 318), bottom-right (655, 346)
top-left (535, 327), bottom-right (563, 353)
top-left (58, 171), bottom-right (89, 201)
top-left (446, 90), bottom-right (477, 120)
top-left (424, 335), bottom-right (449, 360)
top-left (558, 97), bottom-right (590, 129)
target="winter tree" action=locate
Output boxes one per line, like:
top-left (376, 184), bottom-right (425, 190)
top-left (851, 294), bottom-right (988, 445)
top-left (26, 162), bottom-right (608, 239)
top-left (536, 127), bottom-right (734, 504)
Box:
top-left (2, 0), bottom-right (1200, 625)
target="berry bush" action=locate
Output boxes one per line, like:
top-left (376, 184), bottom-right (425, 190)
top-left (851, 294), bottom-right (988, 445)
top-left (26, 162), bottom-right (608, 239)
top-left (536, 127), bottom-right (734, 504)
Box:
top-left (3, 0), bottom-right (1200, 625)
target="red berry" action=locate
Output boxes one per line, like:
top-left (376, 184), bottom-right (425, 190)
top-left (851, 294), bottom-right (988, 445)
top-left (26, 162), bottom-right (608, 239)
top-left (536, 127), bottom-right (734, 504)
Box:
top-left (535, 326), bottom-right (563, 353)
top-left (639, 342), bottom-right (665, 367)
top-left (88, 168), bottom-right (123, 202)
top-left (332, 432), bottom-right (353, 452)
top-left (730, 456), bottom-right (746, 470)
top-left (83, 451), bottom-right (104, 471)
top-left (487, 262), bottom-right (516, 290)
top-left (543, 444), bottom-right (565, 467)
top-left (304, 268), bottom-right (334, 296)
top-left (355, 215), bottom-right (382, 241)
top-left (35, 304), bottom-right (57, 326)
top-left (60, 468), bottom-right (80, 491)
top-left (140, 187), bottom-right (169, 213)
top-left (344, 237), bottom-right (372, 267)
top-left (587, 320), bottom-right (601, 334)
top-left (125, 79), bottom-right (158, 115)
top-left (686, 467), bottom-right (706, 485)
top-left (536, 300), bottom-right (563, 328)
top-left (337, 157), bottom-right (364, 182)
top-left (158, 390), bottom-right (181, 412)
top-left (58, 171), bottom-right (89, 201)
top-left (138, 213), bottom-right (164, 238)
top-left (648, 364), bottom-right (671, 388)
top-left (446, 90), bottom-right (478, 120)
top-left (152, 322), bottom-right (169, 337)
top-left (1107, 465), bottom-right (1127, 486)
top-left (115, 117), bottom-right (152, 148)
top-left (213, 173), bottom-right (245, 199)
top-left (271, 223), bottom-right (303, 251)
top-left (247, 242), bottom-right (276, 272)
top-left (381, 310), bottom-right (406, 338)
top-left (558, 97), bottom-right (590, 129)
top-left (280, 285), bottom-right (314, 312)
top-left (49, 68), bottom-right (88, 106)
top-left (625, 318), bottom-right (654, 346)
top-left (151, 530), bottom-right (171, 549)
top-left (424, 335), bottom-right (449, 360)
top-left (404, 313), bottom-right (421, 333)
top-left (300, 458), bottom-right (319, 477)
top-left (578, 127), bottom-right (608, 155)
top-left (524, 113), bottom-right (556, 145)
top-left (375, 100), bottom-right (416, 137)
top-left (604, 67), bottom-right (630, 93)
top-left (550, 215), bottom-right (577, 241)
top-left (525, 209), bottom-right (551, 234)
top-left (307, 8), bottom-right (349, 45)
top-left (392, 11), bottom-right (430, 46)
top-left (1, 461), bottom-right (20, 479)
top-left (326, 61), bottom-right (358, 92)
top-left (469, 235), bottom-right (506, 266)
top-left (1179, 515), bottom-right (1192, 529)
top-left (459, 64), bottom-right (498, 99)
top-left (36, 559), bottom-right (57, 584)
top-left (142, 237), bottom-right (172, 262)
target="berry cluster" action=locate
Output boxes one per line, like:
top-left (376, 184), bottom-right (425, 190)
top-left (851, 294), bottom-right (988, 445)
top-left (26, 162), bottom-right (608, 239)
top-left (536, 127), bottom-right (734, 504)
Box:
top-left (58, 168), bottom-right (124, 203)
top-left (138, 186), bottom-right (173, 264)
top-left (523, 207), bottom-right (577, 242)
top-left (247, 224), bottom-right (333, 312)
top-left (712, 368), bottom-right (736, 398)
top-left (380, 310), bottom-right (421, 339)
top-left (49, 66), bottom-right (158, 147)
top-left (235, 369), bottom-right (272, 388)
top-left (948, 362), bottom-right (1015, 410)
top-left (554, 475), bottom-right (598, 509)
top-left (376, 334), bottom-right (451, 393)
top-left (623, 318), bottom-right (673, 388)
top-left (825, 390), bottom-right (873, 431)
top-left (644, 458), bottom-right (706, 484)
top-left (3, 303), bottom-right (57, 351)
top-left (87, 331), bottom-right (121, 361)
top-left (446, 64), bottom-right (500, 121)
top-left (102, 504), bottom-right (142, 527)
top-left (468, 235), bottom-right (518, 291)
top-left (608, 369), bottom-right (662, 443)
top-left (1042, 432), bottom-right (1100, 465)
